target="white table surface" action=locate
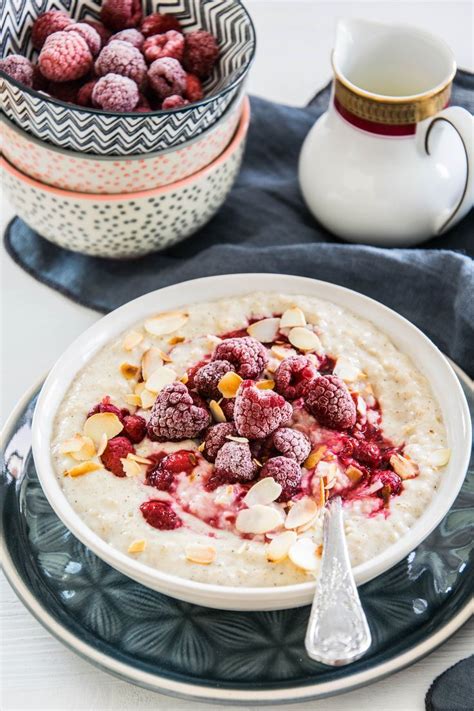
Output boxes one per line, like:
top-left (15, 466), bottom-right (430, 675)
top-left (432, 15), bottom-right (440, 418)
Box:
top-left (1, 1), bottom-right (473, 709)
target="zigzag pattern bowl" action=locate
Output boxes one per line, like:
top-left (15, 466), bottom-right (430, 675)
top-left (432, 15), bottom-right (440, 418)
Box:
top-left (0, 0), bottom-right (255, 155)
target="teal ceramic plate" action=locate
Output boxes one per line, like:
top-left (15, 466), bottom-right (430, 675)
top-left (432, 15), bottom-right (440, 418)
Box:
top-left (1, 366), bottom-right (473, 705)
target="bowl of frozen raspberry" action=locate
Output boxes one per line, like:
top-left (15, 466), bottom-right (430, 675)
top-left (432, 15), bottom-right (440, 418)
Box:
top-left (0, 0), bottom-right (256, 155)
top-left (32, 274), bottom-right (471, 610)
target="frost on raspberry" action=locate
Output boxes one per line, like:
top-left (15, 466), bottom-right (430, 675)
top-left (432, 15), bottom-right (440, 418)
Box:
top-left (234, 381), bottom-right (293, 439)
top-left (95, 40), bottom-right (147, 89)
top-left (143, 30), bottom-right (184, 63)
top-left (32, 10), bottom-right (74, 50)
top-left (194, 360), bottom-right (235, 400)
top-left (183, 30), bottom-right (219, 78)
top-left (202, 422), bottom-right (236, 462)
top-left (213, 441), bottom-right (257, 484)
top-left (147, 57), bottom-right (187, 99)
top-left (213, 336), bottom-right (268, 380)
top-left (101, 0), bottom-right (142, 32)
top-left (84, 20), bottom-right (112, 47)
top-left (0, 55), bottom-right (34, 87)
top-left (92, 73), bottom-right (139, 112)
top-left (65, 23), bottom-right (102, 56)
top-left (305, 375), bottom-right (357, 430)
top-left (274, 355), bottom-right (318, 400)
top-left (147, 382), bottom-right (211, 441)
top-left (38, 31), bottom-right (93, 82)
top-left (162, 95), bottom-right (189, 110)
top-left (261, 456), bottom-right (302, 502)
top-left (141, 12), bottom-right (181, 38)
top-left (272, 427), bottom-right (311, 463)
top-left (112, 28), bottom-right (145, 50)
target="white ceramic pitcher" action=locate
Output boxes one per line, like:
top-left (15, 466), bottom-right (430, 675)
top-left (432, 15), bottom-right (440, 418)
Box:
top-left (299, 19), bottom-right (473, 246)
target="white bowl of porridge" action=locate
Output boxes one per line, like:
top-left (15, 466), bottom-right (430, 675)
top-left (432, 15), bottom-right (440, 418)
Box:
top-left (32, 274), bottom-right (471, 611)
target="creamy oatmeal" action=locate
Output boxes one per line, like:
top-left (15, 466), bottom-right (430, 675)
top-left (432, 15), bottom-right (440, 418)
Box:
top-left (51, 293), bottom-right (450, 587)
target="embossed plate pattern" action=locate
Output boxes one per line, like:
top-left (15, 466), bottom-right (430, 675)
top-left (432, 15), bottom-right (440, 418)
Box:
top-left (1, 366), bottom-right (473, 704)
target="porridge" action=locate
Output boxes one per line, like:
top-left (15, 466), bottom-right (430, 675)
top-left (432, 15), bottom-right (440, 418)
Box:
top-left (51, 292), bottom-right (450, 587)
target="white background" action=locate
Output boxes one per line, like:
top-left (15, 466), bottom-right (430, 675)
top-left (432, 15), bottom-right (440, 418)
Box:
top-left (1, 1), bottom-right (473, 709)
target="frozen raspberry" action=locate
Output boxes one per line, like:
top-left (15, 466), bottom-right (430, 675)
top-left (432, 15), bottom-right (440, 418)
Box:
top-left (112, 28), bottom-right (144, 50)
top-left (147, 57), bottom-right (187, 99)
top-left (272, 427), bottom-right (311, 464)
top-left (32, 10), bottom-right (74, 50)
top-left (234, 381), bottom-right (293, 439)
top-left (39, 31), bottom-right (92, 82)
top-left (122, 414), bottom-right (147, 443)
top-left (92, 73), bottom-right (139, 111)
top-left (185, 73), bottom-right (203, 102)
top-left (194, 360), bottom-right (235, 400)
top-left (213, 337), bottom-right (268, 380)
top-left (220, 398), bottom-right (235, 421)
top-left (101, 0), bottom-right (142, 32)
top-left (47, 80), bottom-right (82, 103)
top-left (162, 94), bottom-right (189, 110)
top-left (135, 92), bottom-right (151, 111)
top-left (100, 436), bottom-right (134, 477)
top-left (0, 55), bottom-right (34, 87)
top-left (140, 500), bottom-right (182, 530)
top-left (76, 79), bottom-right (98, 107)
top-left (305, 375), bottom-right (357, 430)
top-left (141, 13), bottom-right (181, 38)
top-left (64, 23), bottom-right (102, 56)
top-left (183, 30), bottom-right (219, 78)
top-left (88, 396), bottom-right (128, 421)
top-left (143, 30), bottom-right (184, 63)
top-left (214, 441), bottom-right (257, 484)
top-left (84, 20), bottom-right (112, 47)
top-left (95, 40), bottom-right (147, 88)
top-left (371, 470), bottom-right (402, 497)
top-left (147, 382), bottom-right (211, 441)
top-left (146, 450), bottom-right (197, 490)
top-left (274, 356), bottom-right (318, 400)
top-left (202, 423), bottom-right (236, 462)
top-left (353, 441), bottom-right (381, 466)
top-left (261, 456), bottom-right (302, 502)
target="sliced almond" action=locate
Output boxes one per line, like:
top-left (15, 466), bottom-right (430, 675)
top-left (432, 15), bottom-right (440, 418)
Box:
top-left (141, 347), bottom-right (164, 381)
top-left (247, 317), bottom-right (280, 343)
top-left (244, 477), bottom-right (282, 506)
top-left (333, 357), bottom-right (361, 383)
top-left (288, 538), bottom-right (319, 571)
top-left (288, 327), bottom-right (322, 353)
top-left (64, 461), bottom-right (101, 478)
top-left (267, 530), bottom-right (297, 562)
top-left (128, 539), bottom-right (146, 554)
top-left (60, 434), bottom-right (90, 455)
top-left (197, 442), bottom-right (206, 452)
top-left (390, 453), bottom-right (419, 479)
top-left (226, 435), bottom-right (249, 443)
top-left (128, 453), bottom-right (153, 465)
top-left (123, 330), bottom-right (143, 351)
top-left (235, 505), bottom-right (284, 535)
top-left (144, 311), bottom-right (188, 337)
top-left (146, 365), bottom-right (177, 393)
top-left (83, 412), bottom-right (123, 445)
top-left (271, 345), bottom-right (297, 361)
top-left (96, 433), bottom-right (108, 457)
top-left (256, 380), bottom-right (275, 390)
top-left (318, 477), bottom-right (326, 507)
top-left (125, 393), bottom-right (142, 407)
top-left (217, 371), bottom-right (243, 398)
top-left (140, 389), bottom-right (156, 410)
top-left (428, 448), bottom-right (451, 467)
top-left (121, 457), bottom-right (143, 478)
top-left (185, 543), bottom-right (216, 565)
top-left (209, 400), bottom-right (227, 423)
top-left (297, 514), bottom-right (319, 533)
top-left (280, 307), bottom-right (306, 328)
top-left (180, 373), bottom-right (189, 384)
top-left (70, 436), bottom-right (96, 462)
top-left (285, 496), bottom-right (318, 529)
top-left (304, 445), bottom-right (327, 470)
top-left (120, 362), bottom-right (141, 380)
top-left (356, 395), bottom-right (367, 417)
top-left (168, 335), bottom-right (185, 345)
top-left (346, 465), bottom-right (363, 483)
top-left (134, 381), bottom-right (146, 395)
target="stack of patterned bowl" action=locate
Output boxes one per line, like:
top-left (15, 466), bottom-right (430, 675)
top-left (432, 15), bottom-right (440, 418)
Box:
top-left (1, 0), bottom-right (255, 258)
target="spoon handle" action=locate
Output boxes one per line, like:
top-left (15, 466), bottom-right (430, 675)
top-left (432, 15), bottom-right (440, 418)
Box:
top-left (305, 496), bottom-right (372, 666)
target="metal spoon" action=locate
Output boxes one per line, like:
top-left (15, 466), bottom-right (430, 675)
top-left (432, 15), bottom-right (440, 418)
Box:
top-left (305, 496), bottom-right (372, 665)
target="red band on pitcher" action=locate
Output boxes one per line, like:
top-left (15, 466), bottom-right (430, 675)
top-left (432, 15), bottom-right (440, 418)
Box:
top-left (334, 96), bottom-right (417, 136)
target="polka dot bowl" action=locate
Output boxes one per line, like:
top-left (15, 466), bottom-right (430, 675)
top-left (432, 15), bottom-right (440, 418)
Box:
top-left (1, 91), bottom-right (244, 194)
top-left (1, 98), bottom-right (249, 259)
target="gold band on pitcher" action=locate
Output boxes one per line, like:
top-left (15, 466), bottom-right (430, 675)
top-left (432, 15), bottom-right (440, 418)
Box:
top-left (333, 77), bottom-right (452, 125)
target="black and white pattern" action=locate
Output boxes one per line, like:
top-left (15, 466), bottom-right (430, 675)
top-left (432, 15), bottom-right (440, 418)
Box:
top-left (1, 0), bottom-right (255, 155)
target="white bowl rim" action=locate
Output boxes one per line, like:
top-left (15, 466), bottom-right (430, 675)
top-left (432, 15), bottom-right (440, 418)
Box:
top-left (0, 89), bottom-right (245, 162)
top-left (0, 97), bottom-right (250, 200)
top-left (0, 0), bottom-right (256, 119)
top-left (31, 273), bottom-right (472, 608)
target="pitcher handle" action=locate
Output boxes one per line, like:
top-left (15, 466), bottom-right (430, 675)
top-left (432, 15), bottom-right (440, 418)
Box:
top-left (421, 106), bottom-right (474, 234)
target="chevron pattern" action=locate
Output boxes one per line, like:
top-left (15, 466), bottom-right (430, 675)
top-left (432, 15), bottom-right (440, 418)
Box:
top-left (1, 0), bottom-right (255, 155)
